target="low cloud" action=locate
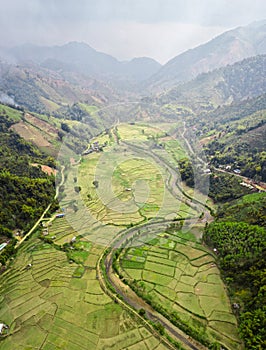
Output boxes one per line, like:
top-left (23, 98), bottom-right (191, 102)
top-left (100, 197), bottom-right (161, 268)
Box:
top-left (0, 0), bottom-right (265, 63)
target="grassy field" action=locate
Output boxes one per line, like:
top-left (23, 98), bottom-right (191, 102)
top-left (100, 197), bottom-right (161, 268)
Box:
top-left (119, 229), bottom-right (242, 350)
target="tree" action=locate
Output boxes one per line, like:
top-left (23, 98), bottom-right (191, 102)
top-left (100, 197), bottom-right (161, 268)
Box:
top-left (92, 180), bottom-right (99, 188)
top-left (58, 130), bottom-right (65, 141)
top-left (61, 122), bottom-right (70, 133)
top-left (74, 186), bottom-right (81, 193)
top-left (138, 308), bottom-right (145, 316)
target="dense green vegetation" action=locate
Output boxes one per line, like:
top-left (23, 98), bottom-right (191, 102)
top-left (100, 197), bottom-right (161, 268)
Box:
top-left (203, 106), bottom-right (266, 181)
top-left (217, 193), bottom-right (266, 227)
top-left (0, 105), bottom-right (55, 250)
top-left (178, 158), bottom-right (252, 202)
top-left (203, 193), bottom-right (266, 349)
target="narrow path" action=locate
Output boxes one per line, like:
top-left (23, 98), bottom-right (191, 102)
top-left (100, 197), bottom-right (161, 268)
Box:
top-left (15, 165), bottom-right (65, 248)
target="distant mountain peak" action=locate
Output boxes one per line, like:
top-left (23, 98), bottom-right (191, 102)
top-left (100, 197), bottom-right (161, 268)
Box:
top-left (1, 41), bottom-right (162, 85)
top-left (146, 20), bottom-right (266, 90)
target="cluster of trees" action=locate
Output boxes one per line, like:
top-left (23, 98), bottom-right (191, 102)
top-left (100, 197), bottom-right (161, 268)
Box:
top-left (56, 103), bottom-right (103, 132)
top-left (178, 159), bottom-right (251, 202)
top-left (0, 171), bottom-right (54, 231)
top-left (204, 222), bottom-right (265, 272)
top-left (203, 194), bottom-right (266, 348)
top-left (217, 193), bottom-right (266, 227)
top-left (0, 239), bottom-right (17, 266)
top-left (208, 173), bottom-right (252, 202)
top-left (56, 103), bottom-right (88, 122)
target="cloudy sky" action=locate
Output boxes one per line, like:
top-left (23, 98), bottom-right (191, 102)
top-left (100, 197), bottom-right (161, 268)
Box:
top-left (1, 0), bottom-right (265, 63)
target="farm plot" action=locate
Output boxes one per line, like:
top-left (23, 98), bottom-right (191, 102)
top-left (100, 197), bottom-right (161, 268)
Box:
top-left (76, 132), bottom-right (195, 226)
top-left (117, 123), bottom-right (166, 142)
top-left (78, 151), bottom-right (166, 225)
top-left (46, 217), bottom-right (77, 244)
top-left (58, 123), bottom-right (200, 240)
top-left (0, 233), bottom-right (167, 350)
top-left (119, 230), bottom-right (241, 350)
top-left (61, 124), bottom-right (196, 226)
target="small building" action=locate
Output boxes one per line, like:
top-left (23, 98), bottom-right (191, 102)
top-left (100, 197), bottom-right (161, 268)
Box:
top-left (26, 263), bottom-right (32, 270)
top-left (43, 229), bottom-right (49, 236)
top-left (83, 148), bottom-right (93, 155)
top-left (240, 182), bottom-right (254, 190)
top-left (0, 323), bottom-right (8, 335)
top-left (56, 213), bottom-right (65, 218)
top-left (0, 243), bottom-right (7, 252)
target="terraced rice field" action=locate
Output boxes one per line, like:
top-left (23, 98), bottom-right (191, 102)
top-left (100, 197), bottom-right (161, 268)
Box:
top-left (68, 123), bottom-right (198, 228)
top-left (119, 230), bottom-right (242, 350)
top-left (0, 232), bottom-right (168, 350)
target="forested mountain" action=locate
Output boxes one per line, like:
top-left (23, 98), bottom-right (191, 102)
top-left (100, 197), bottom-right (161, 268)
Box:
top-left (160, 55), bottom-right (266, 112)
top-left (146, 20), bottom-right (266, 90)
top-left (197, 94), bottom-right (266, 181)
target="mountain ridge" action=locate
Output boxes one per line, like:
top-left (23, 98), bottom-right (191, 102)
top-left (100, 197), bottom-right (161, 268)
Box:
top-left (1, 41), bottom-right (162, 83)
top-left (145, 19), bottom-right (266, 90)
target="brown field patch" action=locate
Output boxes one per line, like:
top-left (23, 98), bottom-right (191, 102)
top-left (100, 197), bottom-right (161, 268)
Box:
top-left (11, 121), bottom-right (51, 147)
top-left (31, 164), bottom-right (57, 176)
top-left (24, 113), bottom-right (58, 136)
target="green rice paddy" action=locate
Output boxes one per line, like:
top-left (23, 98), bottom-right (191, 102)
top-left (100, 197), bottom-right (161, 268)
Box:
top-left (119, 229), bottom-right (242, 350)
top-left (0, 231), bottom-right (168, 350)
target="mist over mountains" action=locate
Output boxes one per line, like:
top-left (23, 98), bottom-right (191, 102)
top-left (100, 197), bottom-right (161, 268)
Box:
top-left (0, 20), bottom-right (265, 93)
top-left (0, 19), bottom-right (265, 114)
top-left (1, 41), bottom-right (162, 83)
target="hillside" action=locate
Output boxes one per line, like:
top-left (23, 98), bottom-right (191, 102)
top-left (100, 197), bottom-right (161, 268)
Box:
top-left (160, 55), bottom-right (266, 112)
top-left (0, 60), bottom-right (120, 114)
top-left (146, 20), bottom-right (266, 90)
top-left (0, 100), bottom-right (109, 256)
top-left (195, 94), bottom-right (266, 182)
top-left (0, 104), bottom-right (56, 260)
